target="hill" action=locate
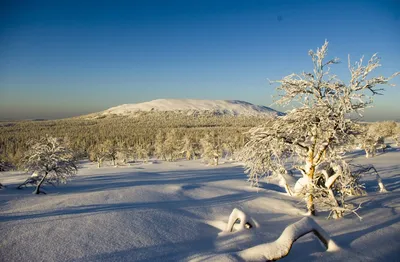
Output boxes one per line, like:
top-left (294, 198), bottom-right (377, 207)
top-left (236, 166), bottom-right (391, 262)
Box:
top-left (99, 99), bottom-right (282, 117)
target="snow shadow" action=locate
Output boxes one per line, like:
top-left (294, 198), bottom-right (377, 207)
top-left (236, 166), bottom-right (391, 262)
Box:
top-left (63, 166), bottom-right (248, 194)
top-left (70, 236), bottom-right (218, 262)
top-left (3, 166), bottom-right (247, 196)
top-left (0, 191), bottom-right (259, 223)
top-left (334, 215), bottom-right (400, 248)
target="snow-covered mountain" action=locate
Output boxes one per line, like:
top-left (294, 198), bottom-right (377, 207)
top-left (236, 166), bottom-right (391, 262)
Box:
top-left (100, 99), bottom-right (282, 117)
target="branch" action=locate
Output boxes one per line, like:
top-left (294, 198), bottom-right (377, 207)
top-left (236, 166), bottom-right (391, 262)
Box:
top-left (225, 208), bottom-right (255, 232)
top-left (236, 217), bottom-right (340, 261)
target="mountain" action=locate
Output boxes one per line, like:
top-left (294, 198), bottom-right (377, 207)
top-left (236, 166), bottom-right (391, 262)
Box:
top-left (98, 99), bottom-right (282, 117)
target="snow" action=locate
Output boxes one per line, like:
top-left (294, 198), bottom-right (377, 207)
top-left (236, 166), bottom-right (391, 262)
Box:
top-left (101, 99), bottom-right (282, 116)
top-left (1, 150), bottom-right (400, 261)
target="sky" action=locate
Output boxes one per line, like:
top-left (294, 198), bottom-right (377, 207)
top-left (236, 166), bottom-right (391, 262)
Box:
top-left (0, 0), bottom-right (399, 121)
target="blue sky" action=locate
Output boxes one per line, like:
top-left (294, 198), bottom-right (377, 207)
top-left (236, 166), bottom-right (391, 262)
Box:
top-left (1, 0), bottom-right (399, 120)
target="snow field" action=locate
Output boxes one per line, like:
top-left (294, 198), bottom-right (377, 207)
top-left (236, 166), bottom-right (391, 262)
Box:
top-left (1, 151), bottom-right (399, 261)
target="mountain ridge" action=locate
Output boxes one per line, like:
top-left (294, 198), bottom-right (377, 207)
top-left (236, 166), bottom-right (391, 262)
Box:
top-left (98, 99), bottom-right (282, 117)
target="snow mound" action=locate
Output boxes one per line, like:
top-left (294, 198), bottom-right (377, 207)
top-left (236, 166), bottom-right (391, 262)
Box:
top-left (101, 99), bottom-right (282, 117)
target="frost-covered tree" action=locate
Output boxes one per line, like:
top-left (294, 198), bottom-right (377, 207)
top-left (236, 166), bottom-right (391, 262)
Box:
top-left (88, 140), bottom-right (122, 167)
top-left (164, 129), bottom-right (181, 161)
top-left (21, 136), bottom-right (77, 194)
top-left (102, 140), bottom-right (119, 166)
top-left (181, 135), bottom-right (201, 160)
top-left (395, 123), bottom-right (400, 146)
top-left (239, 41), bottom-right (399, 216)
top-left (0, 159), bottom-right (13, 188)
top-left (135, 143), bottom-right (152, 162)
top-left (89, 144), bottom-right (108, 168)
top-left (154, 131), bottom-right (167, 160)
top-left (373, 121), bottom-right (399, 148)
top-left (359, 121), bottom-right (398, 157)
top-left (223, 131), bottom-right (245, 160)
top-left (201, 131), bottom-right (223, 165)
top-left (0, 152), bottom-right (14, 188)
top-left (359, 123), bottom-right (385, 158)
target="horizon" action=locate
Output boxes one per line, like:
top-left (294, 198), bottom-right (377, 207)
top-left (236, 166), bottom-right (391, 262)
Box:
top-left (0, 97), bottom-right (398, 122)
top-left (1, 0), bottom-right (399, 121)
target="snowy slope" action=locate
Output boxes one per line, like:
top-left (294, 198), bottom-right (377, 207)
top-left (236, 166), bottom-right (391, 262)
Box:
top-left (0, 150), bottom-right (399, 261)
top-left (101, 99), bottom-right (282, 116)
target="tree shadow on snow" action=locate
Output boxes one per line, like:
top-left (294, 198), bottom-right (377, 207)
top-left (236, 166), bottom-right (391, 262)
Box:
top-left (0, 190), bottom-right (259, 223)
top-left (55, 166), bottom-right (248, 195)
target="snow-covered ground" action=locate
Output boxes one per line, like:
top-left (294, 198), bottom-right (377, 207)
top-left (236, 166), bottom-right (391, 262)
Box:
top-left (1, 150), bottom-right (399, 261)
top-left (101, 99), bottom-right (281, 116)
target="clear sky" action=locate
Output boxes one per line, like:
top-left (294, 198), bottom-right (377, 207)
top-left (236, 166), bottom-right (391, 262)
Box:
top-left (1, 0), bottom-right (399, 121)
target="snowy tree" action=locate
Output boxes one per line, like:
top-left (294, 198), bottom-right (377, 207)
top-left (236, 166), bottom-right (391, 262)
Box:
top-left (89, 144), bottom-right (108, 168)
top-left (395, 123), bottom-right (400, 146)
top-left (223, 131), bottom-right (245, 160)
top-left (201, 131), bottom-right (223, 165)
top-left (88, 140), bottom-right (123, 167)
top-left (135, 143), bottom-right (152, 162)
top-left (0, 146), bottom-right (14, 188)
top-left (163, 129), bottom-right (181, 161)
top-left (21, 136), bottom-right (77, 194)
top-left (373, 121), bottom-right (399, 147)
top-left (360, 121), bottom-right (398, 157)
top-left (359, 123), bottom-right (385, 158)
top-left (102, 140), bottom-right (119, 166)
top-left (181, 135), bottom-right (201, 160)
top-left (239, 41), bottom-right (399, 217)
top-left (154, 131), bottom-right (167, 160)
top-left (0, 159), bottom-right (13, 188)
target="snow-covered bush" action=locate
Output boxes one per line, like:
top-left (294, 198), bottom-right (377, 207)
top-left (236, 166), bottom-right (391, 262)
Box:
top-left (21, 135), bottom-right (77, 194)
top-left (238, 41), bottom-right (399, 217)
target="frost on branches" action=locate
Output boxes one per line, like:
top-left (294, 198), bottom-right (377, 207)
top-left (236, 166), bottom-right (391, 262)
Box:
top-left (238, 41), bottom-right (399, 217)
top-left (20, 135), bottom-right (77, 194)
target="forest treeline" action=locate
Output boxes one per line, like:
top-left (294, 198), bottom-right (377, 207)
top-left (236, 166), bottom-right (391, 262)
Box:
top-left (1, 111), bottom-right (399, 169)
top-left (0, 112), bottom-right (269, 167)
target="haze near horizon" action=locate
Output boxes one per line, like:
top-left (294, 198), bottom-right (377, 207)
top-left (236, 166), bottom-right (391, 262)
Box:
top-left (1, 0), bottom-right (399, 121)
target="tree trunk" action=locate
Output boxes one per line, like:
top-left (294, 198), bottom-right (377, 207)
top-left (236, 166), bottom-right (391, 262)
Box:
top-left (306, 193), bottom-right (315, 216)
top-left (306, 156), bottom-right (316, 215)
top-left (365, 149), bottom-right (370, 158)
top-left (33, 172), bottom-right (48, 194)
top-left (376, 173), bottom-right (388, 193)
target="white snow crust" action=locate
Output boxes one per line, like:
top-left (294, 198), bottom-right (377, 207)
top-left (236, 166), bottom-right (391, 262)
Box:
top-left (1, 149), bottom-right (400, 261)
top-left (101, 99), bottom-right (281, 116)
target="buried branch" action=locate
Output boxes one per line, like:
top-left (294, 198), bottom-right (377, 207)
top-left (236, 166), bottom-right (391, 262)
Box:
top-left (235, 217), bottom-right (339, 261)
top-left (225, 208), bottom-right (255, 232)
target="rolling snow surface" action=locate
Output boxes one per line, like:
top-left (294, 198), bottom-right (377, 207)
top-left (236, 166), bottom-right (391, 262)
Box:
top-left (0, 149), bottom-right (399, 261)
top-left (101, 99), bottom-right (282, 116)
